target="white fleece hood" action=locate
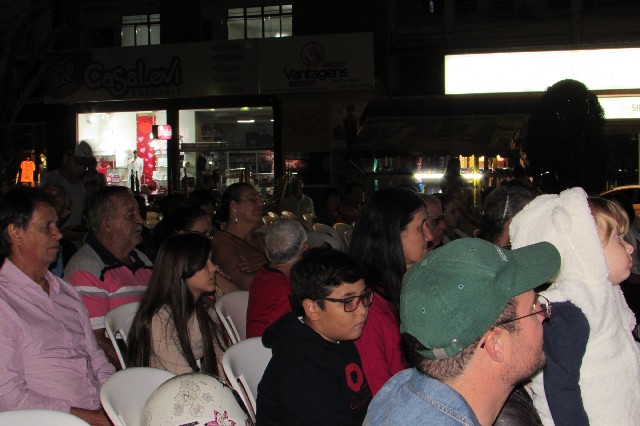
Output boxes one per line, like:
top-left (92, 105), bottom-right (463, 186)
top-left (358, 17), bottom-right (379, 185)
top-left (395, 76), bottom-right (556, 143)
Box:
top-left (509, 187), bottom-right (640, 425)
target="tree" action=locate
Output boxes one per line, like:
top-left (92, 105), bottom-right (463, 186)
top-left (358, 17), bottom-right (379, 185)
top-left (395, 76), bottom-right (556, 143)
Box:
top-left (525, 79), bottom-right (606, 194)
top-left (0, 3), bottom-right (78, 191)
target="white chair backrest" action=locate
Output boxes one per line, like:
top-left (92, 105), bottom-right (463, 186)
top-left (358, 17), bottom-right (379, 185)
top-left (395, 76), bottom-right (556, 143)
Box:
top-left (222, 337), bottom-right (273, 423)
top-left (333, 223), bottom-right (354, 249)
top-left (280, 210), bottom-right (297, 219)
top-left (313, 222), bottom-right (347, 250)
top-left (100, 367), bottom-right (175, 426)
top-left (0, 409), bottom-right (91, 425)
top-left (214, 291), bottom-right (249, 345)
top-left (343, 228), bottom-right (353, 249)
top-left (104, 301), bottom-right (140, 369)
top-left (302, 213), bottom-right (316, 224)
top-left (306, 231), bottom-right (343, 251)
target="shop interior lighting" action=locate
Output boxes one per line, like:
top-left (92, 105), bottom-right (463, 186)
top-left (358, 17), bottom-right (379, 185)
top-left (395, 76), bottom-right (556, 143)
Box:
top-left (237, 119), bottom-right (255, 123)
top-left (414, 172), bottom-right (483, 180)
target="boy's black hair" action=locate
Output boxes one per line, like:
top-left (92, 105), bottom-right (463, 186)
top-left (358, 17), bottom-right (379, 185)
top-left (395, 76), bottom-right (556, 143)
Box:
top-left (290, 247), bottom-right (365, 315)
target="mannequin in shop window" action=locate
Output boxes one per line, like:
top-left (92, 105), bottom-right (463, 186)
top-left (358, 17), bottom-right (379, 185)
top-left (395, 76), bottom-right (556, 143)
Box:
top-left (19, 153), bottom-right (36, 187)
top-left (129, 150), bottom-right (144, 193)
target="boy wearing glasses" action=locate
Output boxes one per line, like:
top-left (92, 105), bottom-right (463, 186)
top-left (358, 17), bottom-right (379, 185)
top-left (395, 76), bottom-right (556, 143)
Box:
top-left (257, 247), bottom-right (373, 426)
top-left (365, 238), bottom-right (560, 426)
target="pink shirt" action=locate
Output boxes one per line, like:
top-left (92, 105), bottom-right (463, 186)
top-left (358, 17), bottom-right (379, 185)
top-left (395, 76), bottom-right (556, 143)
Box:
top-left (65, 235), bottom-right (152, 330)
top-left (355, 292), bottom-right (406, 395)
top-left (0, 259), bottom-right (115, 412)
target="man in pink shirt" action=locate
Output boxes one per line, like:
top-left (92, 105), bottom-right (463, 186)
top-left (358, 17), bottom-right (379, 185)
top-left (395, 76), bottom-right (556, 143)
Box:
top-left (247, 218), bottom-right (307, 338)
top-left (65, 186), bottom-right (152, 368)
top-left (0, 188), bottom-right (114, 424)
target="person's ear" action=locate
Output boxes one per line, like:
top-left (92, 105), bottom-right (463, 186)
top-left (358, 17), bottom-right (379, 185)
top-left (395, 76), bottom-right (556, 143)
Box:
top-left (301, 241), bottom-right (309, 254)
top-left (481, 328), bottom-right (506, 363)
top-left (303, 298), bottom-right (321, 321)
top-left (6, 224), bottom-right (22, 245)
top-left (101, 215), bottom-right (114, 233)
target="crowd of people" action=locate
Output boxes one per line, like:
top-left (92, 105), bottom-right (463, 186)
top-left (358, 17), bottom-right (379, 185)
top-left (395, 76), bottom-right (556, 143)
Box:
top-left (1, 146), bottom-right (640, 426)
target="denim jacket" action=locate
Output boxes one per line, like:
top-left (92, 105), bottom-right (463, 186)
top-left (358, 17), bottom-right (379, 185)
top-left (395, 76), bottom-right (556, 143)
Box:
top-left (364, 368), bottom-right (480, 426)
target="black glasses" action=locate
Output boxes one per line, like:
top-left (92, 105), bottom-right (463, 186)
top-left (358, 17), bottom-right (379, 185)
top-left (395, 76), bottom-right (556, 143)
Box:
top-left (481, 294), bottom-right (551, 348)
top-left (427, 215), bottom-right (445, 225)
top-left (495, 294), bottom-right (551, 328)
top-left (321, 288), bottom-right (374, 312)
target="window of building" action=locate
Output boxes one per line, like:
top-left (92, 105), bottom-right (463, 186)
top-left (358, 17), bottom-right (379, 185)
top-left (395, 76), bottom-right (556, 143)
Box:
top-left (121, 14), bottom-right (160, 47)
top-left (227, 5), bottom-right (292, 40)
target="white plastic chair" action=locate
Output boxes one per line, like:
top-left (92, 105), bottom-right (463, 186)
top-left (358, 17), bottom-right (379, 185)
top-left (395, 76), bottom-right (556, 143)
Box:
top-left (100, 367), bottom-right (175, 426)
top-left (313, 222), bottom-right (346, 250)
top-left (0, 409), bottom-right (91, 425)
top-left (343, 228), bottom-right (353, 248)
top-left (280, 210), bottom-right (298, 219)
top-left (333, 222), bottom-right (354, 249)
top-left (215, 290), bottom-right (249, 345)
top-left (104, 301), bottom-right (140, 369)
top-left (306, 231), bottom-right (343, 251)
top-left (222, 337), bottom-right (273, 423)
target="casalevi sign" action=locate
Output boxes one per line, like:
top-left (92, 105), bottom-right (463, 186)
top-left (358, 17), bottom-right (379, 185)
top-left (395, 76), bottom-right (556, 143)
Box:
top-left (43, 33), bottom-right (374, 104)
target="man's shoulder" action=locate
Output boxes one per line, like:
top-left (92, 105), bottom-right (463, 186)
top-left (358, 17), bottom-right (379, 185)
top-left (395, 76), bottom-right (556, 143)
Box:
top-left (252, 267), bottom-right (289, 286)
top-left (366, 369), bottom-right (479, 426)
top-left (65, 244), bottom-right (103, 279)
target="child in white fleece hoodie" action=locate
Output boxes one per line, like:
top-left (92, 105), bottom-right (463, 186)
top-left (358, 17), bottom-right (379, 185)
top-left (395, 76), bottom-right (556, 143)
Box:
top-left (509, 187), bottom-right (640, 425)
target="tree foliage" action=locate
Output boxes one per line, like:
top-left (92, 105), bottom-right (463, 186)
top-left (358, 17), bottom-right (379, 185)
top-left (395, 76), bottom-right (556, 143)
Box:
top-left (0, 4), bottom-right (79, 191)
top-left (525, 79), bottom-right (606, 194)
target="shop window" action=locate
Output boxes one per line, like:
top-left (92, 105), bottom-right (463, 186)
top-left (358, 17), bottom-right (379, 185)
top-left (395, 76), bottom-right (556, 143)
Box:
top-left (227, 5), bottom-right (292, 40)
top-left (121, 14), bottom-right (160, 47)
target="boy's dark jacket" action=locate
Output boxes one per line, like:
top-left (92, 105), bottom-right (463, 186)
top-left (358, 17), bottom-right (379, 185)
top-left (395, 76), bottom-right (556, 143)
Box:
top-left (256, 312), bottom-right (372, 426)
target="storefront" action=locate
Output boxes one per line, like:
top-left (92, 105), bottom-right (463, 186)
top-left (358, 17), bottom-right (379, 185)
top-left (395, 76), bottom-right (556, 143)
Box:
top-left (43, 33), bottom-right (375, 203)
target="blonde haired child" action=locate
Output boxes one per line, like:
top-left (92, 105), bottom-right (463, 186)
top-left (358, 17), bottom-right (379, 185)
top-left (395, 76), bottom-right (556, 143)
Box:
top-left (509, 187), bottom-right (640, 425)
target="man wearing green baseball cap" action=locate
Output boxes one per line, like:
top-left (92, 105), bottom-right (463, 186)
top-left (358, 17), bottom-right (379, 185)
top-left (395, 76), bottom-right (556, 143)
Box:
top-left (364, 238), bottom-right (560, 426)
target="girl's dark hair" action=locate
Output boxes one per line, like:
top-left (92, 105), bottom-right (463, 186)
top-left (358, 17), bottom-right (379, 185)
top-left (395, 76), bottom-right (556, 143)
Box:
top-left (168, 206), bottom-right (210, 234)
top-left (348, 188), bottom-right (425, 310)
top-left (127, 233), bottom-right (221, 374)
top-left (187, 189), bottom-right (216, 210)
top-left (215, 182), bottom-right (254, 222)
top-left (478, 186), bottom-right (535, 244)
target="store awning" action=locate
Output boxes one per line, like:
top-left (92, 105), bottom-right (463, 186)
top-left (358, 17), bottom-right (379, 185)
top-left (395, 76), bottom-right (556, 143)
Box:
top-left (355, 94), bottom-right (541, 156)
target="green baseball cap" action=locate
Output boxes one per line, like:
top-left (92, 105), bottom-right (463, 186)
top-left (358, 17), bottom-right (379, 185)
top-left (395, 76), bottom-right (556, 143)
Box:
top-left (400, 238), bottom-right (560, 360)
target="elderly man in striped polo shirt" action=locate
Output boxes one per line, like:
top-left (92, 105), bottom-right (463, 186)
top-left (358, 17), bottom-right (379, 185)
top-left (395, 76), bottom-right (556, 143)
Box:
top-left (65, 186), bottom-right (152, 368)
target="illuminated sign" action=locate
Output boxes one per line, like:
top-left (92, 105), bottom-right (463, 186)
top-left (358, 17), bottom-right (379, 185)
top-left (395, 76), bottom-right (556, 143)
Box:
top-left (598, 96), bottom-right (640, 119)
top-left (445, 48), bottom-right (640, 94)
top-left (152, 125), bottom-right (172, 140)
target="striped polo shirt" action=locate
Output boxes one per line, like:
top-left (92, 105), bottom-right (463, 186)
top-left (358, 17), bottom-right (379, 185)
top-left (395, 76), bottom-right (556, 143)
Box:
top-left (64, 235), bottom-right (153, 330)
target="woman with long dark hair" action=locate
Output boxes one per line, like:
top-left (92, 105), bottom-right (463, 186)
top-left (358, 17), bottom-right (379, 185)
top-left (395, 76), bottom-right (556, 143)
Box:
top-left (348, 188), bottom-right (431, 394)
top-left (127, 233), bottom-right (227, 375)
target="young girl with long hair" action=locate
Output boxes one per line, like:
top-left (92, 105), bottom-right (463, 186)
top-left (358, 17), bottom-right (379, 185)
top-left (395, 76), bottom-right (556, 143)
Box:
top-left (127, 233), bottom-right (227, 376)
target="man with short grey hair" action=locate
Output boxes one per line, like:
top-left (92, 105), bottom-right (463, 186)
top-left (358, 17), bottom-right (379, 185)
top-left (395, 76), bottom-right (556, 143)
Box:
top-left (247, 219), bottom-right (307, 337)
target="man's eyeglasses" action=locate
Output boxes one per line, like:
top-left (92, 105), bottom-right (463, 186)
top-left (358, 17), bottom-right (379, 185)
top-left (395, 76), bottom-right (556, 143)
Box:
top-left (494, 294), bottom-right (551, 328)
top-left (320, 288), bottom-right (374, 312)
top-left (481, 294), bottom-right (551, 348)
top-left (427, 215), bottom-right (445, 225)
